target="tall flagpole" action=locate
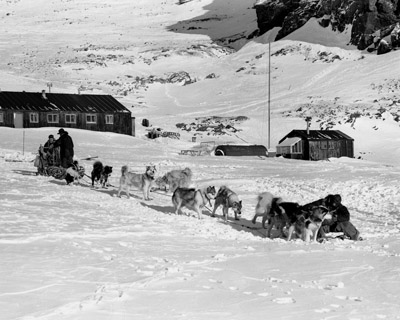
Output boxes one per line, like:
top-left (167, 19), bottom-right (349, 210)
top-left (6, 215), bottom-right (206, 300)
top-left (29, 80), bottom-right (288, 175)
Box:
top-left (268, 41), bottom-right (271, 149)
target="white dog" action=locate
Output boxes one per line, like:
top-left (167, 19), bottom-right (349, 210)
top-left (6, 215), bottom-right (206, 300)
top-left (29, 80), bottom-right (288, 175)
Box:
top-left (156, 167), bottom-right (193, 193)
top-left (117, 165), bottom-right (156, 200)
top-left (252, 192), bottom-right (275, 228)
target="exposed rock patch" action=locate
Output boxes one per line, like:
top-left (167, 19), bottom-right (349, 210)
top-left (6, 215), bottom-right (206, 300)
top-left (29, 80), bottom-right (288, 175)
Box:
top-left (254, 0), bottom-right (400, 50)
top-left (176, 116), bottom-right (249, 136)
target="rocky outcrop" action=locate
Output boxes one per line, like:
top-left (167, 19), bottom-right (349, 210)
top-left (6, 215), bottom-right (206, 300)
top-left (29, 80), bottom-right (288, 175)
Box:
top-left (254, 0), bottom-right (400, 50)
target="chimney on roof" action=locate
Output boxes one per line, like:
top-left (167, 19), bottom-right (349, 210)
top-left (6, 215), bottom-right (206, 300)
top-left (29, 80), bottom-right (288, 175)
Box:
top-left (305, 117), bottom-right (312, 135)
top-left (41, 90), bottom-right (47, 100)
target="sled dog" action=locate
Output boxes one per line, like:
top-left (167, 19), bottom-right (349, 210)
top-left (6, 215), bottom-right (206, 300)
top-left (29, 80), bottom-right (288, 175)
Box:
top-left (251, 192), bottom-right (282, 229)
top-left (91, 161), bottom-right (113, 188)
top-left (156, 167), bottom-right (193, 192)
top-left (172, 186), bottom-right (216, 219)
top-left (266, 201), bottom-right (301, 238)
top-left (117, 165), bottom-right (156, 200)
top-left (287, 206), bottom-right (332, 242)
top-left (211, 186), bottom-right (242, 221)
top-left (65, 161), bottom-right (85, 185)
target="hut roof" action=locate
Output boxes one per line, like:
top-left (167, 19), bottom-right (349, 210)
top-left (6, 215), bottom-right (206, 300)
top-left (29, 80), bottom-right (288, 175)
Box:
top-left (279, 130), bottom-right (353, 143)
top-left (0, 91), bottom-right (130, 113)
top-left (215, 144), bottom-right (267, 156)
top-left (276, 137), bottom-right (301, 147)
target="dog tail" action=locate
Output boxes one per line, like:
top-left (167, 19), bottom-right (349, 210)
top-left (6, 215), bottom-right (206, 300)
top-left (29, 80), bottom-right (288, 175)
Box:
top-left (271, 197), bottom-right (283, 216)
top-left (272, 197), bottom-right (282, 206)
top-left (121, 165), bottom-right (128, 176)
top-left (216, 185), bottom-right (227, 197)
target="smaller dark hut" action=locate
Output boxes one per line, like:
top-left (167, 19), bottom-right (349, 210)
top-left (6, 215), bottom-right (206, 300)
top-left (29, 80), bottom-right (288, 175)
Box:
top-left (276, 130), bottom-right (354, 161)
top-left (214, 145), bottom-right (267, 156)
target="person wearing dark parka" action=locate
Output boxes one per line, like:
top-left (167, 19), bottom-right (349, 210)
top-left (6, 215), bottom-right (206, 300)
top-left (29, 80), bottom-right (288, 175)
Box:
top-left (54, 128), bottom-right (74, 168)
top-left (327, 194), bottom-right (362, 241)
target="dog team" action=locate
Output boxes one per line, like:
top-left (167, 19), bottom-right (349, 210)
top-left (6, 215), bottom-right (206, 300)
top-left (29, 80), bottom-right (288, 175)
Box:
top-left (85, 161), bottom-right (362, 242)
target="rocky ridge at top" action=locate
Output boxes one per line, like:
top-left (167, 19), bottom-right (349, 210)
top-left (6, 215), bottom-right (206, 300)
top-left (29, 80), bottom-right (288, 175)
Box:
top-left (254, 0), bottom-right (400, 50)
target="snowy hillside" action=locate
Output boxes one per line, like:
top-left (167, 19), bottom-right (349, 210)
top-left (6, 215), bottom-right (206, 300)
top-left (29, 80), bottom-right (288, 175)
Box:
top-left (1, 0), bottom-right (400, 164)
top-left (1, 1), bottom-right (400, 319)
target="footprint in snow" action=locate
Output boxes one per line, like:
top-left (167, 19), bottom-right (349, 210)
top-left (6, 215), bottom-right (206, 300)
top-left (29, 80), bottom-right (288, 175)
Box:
top-left (208, 279), bottom-right (222, 284)
top-left (267, 277), bottom-right (283, 283)
top-left (336, 295), bottom-right (363, 302)
top-left (324, 282), bottom-right (345, 290)
top-left (212, 253), bottom-right (226, 261)
top-left (315, 308), bottom-right (331, 313)
top-left (118, 241), bottom-right (131, 247)
top-left (272, 297), bottom-right (296, 304)
top-left (258, 292), bottom-right (269, 297)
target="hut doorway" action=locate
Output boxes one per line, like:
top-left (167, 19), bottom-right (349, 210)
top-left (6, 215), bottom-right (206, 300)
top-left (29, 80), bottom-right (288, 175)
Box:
top-left (13, 113), bottom-right (23, 128)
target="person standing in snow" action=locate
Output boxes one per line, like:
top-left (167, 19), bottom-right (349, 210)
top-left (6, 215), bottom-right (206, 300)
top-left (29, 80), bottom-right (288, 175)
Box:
top-left (326, 194), bottom-right (362, 241)
top-left (54, 128), bottom-right (74, 168)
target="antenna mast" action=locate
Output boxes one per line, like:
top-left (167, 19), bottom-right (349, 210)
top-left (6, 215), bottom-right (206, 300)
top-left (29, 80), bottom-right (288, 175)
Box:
top-left (268, 41), bottom-right (271, 149)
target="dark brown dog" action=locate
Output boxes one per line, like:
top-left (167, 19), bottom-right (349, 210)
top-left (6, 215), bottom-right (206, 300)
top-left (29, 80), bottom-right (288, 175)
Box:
top-left (91, 161), bottom-right (113, 188)
top-left (267, 201), bottom-right (302, 238)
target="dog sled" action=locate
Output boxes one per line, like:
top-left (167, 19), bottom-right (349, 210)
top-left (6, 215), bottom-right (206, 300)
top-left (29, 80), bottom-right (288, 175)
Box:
top-left (33, 142), bottom-right (85, 183)
top-left (33, 145), bottom-right (61, 176)
top-left (47, 162), bottom-right (86, 184)
top-left (180, 141), bottom-right (216, 156)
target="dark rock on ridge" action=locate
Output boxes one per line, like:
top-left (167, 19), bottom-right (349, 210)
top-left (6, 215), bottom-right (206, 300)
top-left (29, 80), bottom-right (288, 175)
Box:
top-left (254, 0), bottom-right (400, 50)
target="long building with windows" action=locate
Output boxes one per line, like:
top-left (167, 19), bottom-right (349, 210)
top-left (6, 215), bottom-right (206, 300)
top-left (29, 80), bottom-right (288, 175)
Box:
top-left (0, 90), bottom-right (135, 136)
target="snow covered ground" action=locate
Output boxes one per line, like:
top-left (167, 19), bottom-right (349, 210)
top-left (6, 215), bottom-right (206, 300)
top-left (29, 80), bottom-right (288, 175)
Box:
top-left (1, 127), bottom-right (400, 320)
top-left (1, 0), bottom-right (400, 319)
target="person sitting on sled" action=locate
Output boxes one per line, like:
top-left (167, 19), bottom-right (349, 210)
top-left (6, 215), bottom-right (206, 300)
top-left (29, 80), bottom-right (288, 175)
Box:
top-left (42, 134), bottom-right (59, 166)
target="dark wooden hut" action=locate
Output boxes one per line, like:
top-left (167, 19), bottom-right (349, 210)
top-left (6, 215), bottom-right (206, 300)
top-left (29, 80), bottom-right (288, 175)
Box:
top-left (0, 90), bottom-right (134, 136)
top-left (276, 130), bottom-right (354, 161)
top-left (214, 144), bottom-right (268, 156)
